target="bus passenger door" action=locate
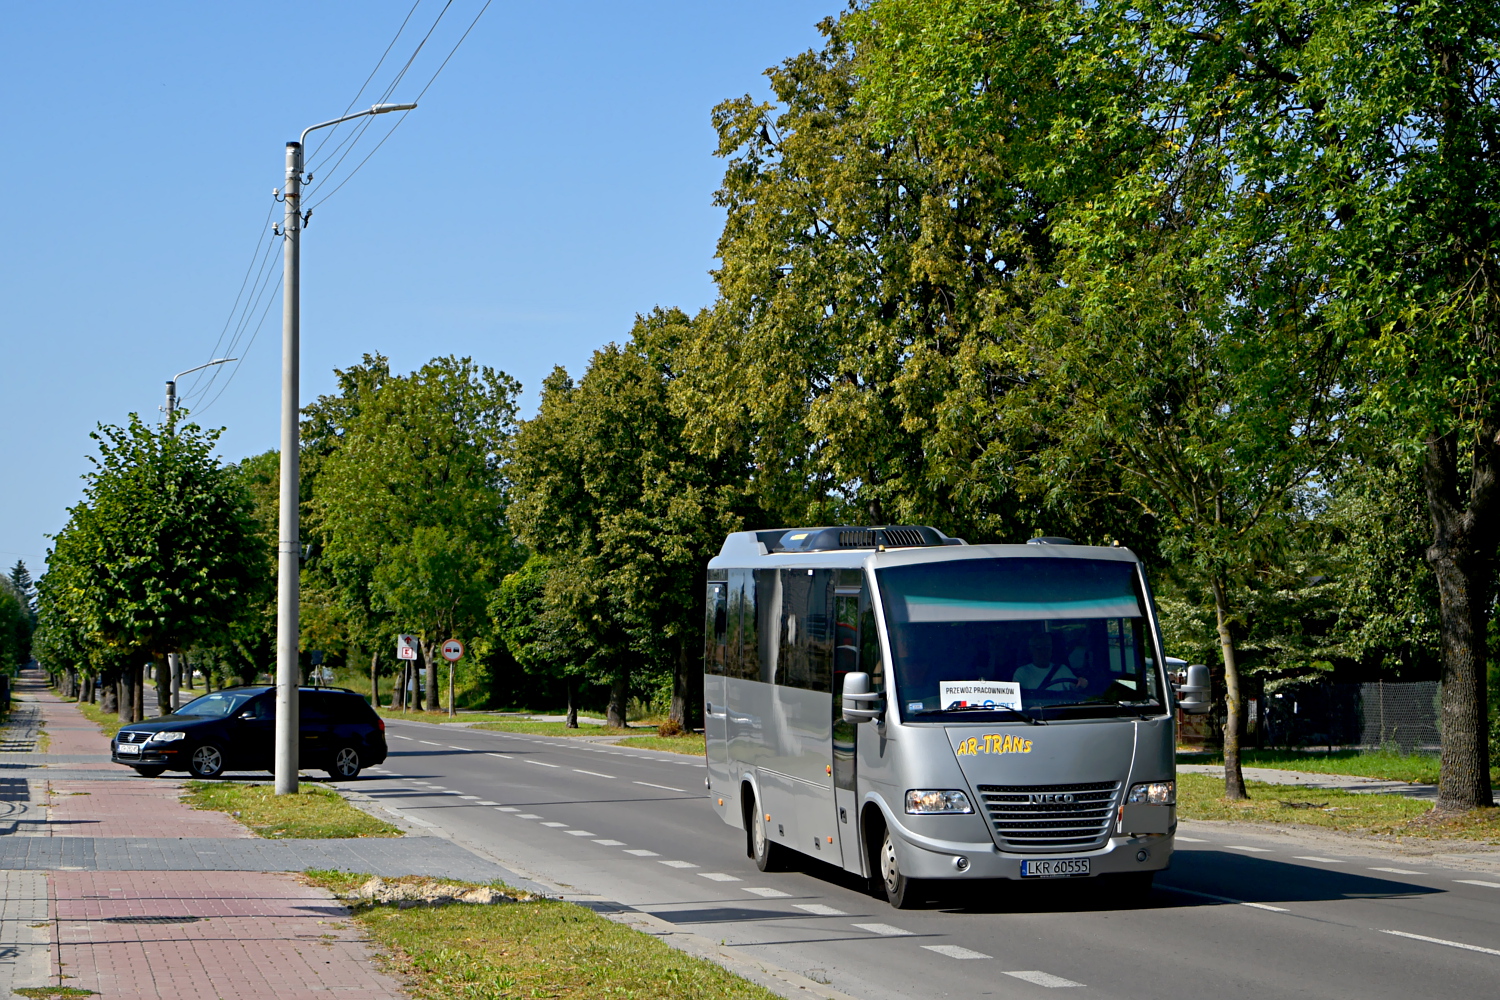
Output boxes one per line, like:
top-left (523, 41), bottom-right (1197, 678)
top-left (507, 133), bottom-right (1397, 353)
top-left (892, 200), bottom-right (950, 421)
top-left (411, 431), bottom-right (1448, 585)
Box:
top-left (831, 585), bottom-right (862, 872)
top-left (703, 580), bottom-right (732, 817)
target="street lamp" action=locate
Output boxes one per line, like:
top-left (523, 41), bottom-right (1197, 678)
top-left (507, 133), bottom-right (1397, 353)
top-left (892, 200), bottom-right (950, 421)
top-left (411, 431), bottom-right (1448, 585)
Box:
top-left (275, 101), bottom-right (415, 795)
top-left (164, 357), bottom-right (237, 419)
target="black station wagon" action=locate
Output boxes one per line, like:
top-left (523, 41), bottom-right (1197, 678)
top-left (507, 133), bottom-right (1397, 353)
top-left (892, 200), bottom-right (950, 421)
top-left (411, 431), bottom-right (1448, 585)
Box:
top-left (110, 686), bottom-right (387, 779)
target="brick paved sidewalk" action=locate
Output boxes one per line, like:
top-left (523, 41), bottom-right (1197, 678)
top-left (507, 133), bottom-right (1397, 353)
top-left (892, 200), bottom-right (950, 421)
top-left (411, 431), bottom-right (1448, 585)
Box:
top-left (2, 670), bottom-right (409, 998)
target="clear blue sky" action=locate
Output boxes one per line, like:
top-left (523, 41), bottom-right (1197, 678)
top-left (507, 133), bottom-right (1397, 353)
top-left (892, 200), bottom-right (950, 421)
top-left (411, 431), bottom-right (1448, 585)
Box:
top-left (1, 1), bottom-right (834, 571)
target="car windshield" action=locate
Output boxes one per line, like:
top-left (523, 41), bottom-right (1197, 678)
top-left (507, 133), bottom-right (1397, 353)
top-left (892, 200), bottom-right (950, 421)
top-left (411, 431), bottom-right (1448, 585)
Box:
top-left (875, 557), bottom-right (1162, 720)
top-left (174, 691), bottom-right (257, 718)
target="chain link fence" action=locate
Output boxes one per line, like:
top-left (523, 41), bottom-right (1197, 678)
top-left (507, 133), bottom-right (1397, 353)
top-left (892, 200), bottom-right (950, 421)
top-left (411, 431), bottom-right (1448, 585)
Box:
top-left (1183, 677), bottom-right (1443, 753)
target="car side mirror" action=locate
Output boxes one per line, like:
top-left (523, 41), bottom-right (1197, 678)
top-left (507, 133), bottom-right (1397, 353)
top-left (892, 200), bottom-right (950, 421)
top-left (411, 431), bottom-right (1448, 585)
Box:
top-left (842, 671), bottom-right (883, 724)
top-left (1175, 664), bottom-right (1212, 715)
top-left (237, 710), bottom-right (256, 721)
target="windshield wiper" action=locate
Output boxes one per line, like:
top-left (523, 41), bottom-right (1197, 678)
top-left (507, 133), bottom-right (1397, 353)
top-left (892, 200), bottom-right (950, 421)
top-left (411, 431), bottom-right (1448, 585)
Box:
top-left (916, 705), bottom-right (1044, 725)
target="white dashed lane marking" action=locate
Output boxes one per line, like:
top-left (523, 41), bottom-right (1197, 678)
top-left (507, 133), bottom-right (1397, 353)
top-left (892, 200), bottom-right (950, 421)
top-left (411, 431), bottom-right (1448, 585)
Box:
top-left (574, 769), bottom-right (614, 778)
top-left (418, 740), bottom-right (441, 746)
top-left (593, 839), bottom-right (626, 846)
top-left (496, 806), bottom-right (519, 812)
top-left (852, 923), bottom-right (912, 937)
top-left (1002, 970), bottom-right (1082, 987)
top-left (527, 760), bottom-right (560, 768)
top-left (1226, 845), bottom-right (1271, 853)
top-left (1370, 867), bottom-right (1424, 875)
top-left (1174, 836), bottom-right (1207, 843)
top-left (699, 872), bottom-right (742, 882)
top-left (1296, 857), bottom-right (1343, 863)
top-left (922, 944), bottom-right (991, 960)
top-left (1161, 885), bottom-right (1289, 913)
top-left (1380, 930), bottom-right (1500, 957)
top-left (634, 781), bottom-right (686, 792)
top-left (624, 849), bottom-right (659, 857)
top-left (793, 904), bottom-right (847, 916)
top-left (659, 860), bottom-right (697, 869)
top-left (565, 830), bottom-right (595, 837)
top-left (540, 822), bottom-right (567, 828)
top-left (477, 800), bottom-right (498, 806)
top-left (1456, 879), bottom-right (1500, 889)
top-left (516, 813), bottom-right (542, 820)
top-left (743, 887), bottom-right (791, 898)
top-left (390, 735), bottom-right (413, 740)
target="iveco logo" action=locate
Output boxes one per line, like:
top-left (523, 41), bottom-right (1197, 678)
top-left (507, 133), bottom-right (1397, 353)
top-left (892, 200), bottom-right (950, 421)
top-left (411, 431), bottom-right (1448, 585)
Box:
top-left (1029, 792), bottom-right (1076, 805)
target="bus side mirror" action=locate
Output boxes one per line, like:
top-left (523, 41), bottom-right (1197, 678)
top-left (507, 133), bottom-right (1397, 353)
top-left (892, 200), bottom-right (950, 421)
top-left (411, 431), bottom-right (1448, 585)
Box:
top-left (842, 671), bottom-right (883, 724)
top-left (1175, 664), bottom-right (1212, 715)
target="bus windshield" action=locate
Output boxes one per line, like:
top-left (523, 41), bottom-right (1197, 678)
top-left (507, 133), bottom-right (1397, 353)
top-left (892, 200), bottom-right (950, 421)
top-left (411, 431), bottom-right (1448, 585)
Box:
top-left (875, 557), bottom-right (1162, 720)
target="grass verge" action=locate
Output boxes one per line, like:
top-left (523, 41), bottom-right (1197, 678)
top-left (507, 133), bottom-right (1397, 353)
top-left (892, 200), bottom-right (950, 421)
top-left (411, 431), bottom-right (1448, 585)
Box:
top-left (468, 720), bottom-right (648, 738)
top-left (183, 782), bottom-right (401, 839)
top-left (304, 871), bottom-right (781, 1000)
top-left (616, 733), bottom-right (706, 756)
top-left (1178, 748), bottom-right (1500, 786)
top-left (1177, 772), bottom-right (1500, 842)
top-left (376, 709), bottom-right (606, 726)
top-left (74, 699), bottom-right (126, 739)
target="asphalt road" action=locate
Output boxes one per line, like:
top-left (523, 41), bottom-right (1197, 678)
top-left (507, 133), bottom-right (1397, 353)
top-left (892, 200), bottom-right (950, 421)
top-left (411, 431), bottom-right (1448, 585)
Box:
top-left (353, 717), bottom-right (1500, 1000)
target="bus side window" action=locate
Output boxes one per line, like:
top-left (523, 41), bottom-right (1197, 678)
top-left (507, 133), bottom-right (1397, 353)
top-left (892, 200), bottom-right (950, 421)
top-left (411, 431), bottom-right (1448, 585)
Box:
top-left (731, 569), bottom-right (760, 682)
top-left (833, 590), bottom-right (860, 692)
top-left (704, 582), bottom-right (728, 675)
top-left (859, 590), bottom-right (884, 692)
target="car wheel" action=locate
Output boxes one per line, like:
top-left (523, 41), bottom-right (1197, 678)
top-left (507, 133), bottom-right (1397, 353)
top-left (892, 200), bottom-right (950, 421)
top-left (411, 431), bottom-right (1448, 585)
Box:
top-left (749, 794), bottom-right (787, 873)
top-left (880, 828), bottom-right (925, 909)
top-left (327, 746), bottom-right (361, 779)
top-left (188, 744), bottom-right (225, 779)
top-left (132, 766), bottom-right (166, 778)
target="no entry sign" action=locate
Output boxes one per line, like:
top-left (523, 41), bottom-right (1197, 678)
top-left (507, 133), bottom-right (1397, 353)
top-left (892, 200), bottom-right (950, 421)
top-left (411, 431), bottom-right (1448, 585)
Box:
top-left (440, 639), bottom-right (465, 662)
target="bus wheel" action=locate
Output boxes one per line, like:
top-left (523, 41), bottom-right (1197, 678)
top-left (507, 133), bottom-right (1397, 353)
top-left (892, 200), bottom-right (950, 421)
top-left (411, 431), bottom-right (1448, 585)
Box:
top-left (880, 828), bottom-right (924, 909)
top-left (750, 797), bottom-right (786, 873)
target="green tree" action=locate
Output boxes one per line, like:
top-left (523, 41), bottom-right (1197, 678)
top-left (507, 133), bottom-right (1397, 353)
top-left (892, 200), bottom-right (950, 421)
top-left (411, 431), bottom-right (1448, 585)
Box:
top-left (490, 555), bottom-right (590, 725)
top-left (41, 415), bottom-right (269, 721)
top-left (510, 309), bottom-right (748, 728)
top-left (4, 561), bottom-right (36, 668)
top-left (311, 356), bottom-right (521, 711)
top-left (846, 0), bottom-right (1351, 796)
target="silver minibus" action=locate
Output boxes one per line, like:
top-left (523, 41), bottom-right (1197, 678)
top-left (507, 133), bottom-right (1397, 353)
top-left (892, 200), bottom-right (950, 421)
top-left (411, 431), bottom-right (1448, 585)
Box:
top-left (702, 525), bottom-right (1209, 908)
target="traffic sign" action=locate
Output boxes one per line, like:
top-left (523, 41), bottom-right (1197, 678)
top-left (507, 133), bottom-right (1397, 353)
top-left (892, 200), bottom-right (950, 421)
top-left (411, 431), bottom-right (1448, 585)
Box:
top-left (440, 639), bottom-right (465, 662)
top-left (396, 634), bottom-right (419, 661)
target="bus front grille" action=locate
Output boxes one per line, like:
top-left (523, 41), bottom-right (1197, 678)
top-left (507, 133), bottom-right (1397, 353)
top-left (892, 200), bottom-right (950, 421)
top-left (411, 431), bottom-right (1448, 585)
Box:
top-left (975, 781), bottom-right (1120, 852)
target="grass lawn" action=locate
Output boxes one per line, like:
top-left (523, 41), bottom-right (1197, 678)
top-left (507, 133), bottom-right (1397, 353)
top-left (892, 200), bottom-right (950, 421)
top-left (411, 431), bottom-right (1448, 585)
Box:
top-left (305, 871), bottom-right (781, 1000)
top-left (376, 709), bottom-right (606, 725)
top-left (616, 733), bottom-right (706, 756)
top-left (1177, 772), bottom-right (1500, 842)
top-left (74, 698), bottom-right (126, 739)
top-left (1178, 748), bottom-right (1500, 786)
top-left (183, 782), bottom-right (401, 839)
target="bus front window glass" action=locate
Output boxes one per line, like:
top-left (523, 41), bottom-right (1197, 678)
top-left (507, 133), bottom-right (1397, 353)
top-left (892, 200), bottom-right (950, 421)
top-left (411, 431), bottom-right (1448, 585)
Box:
top-left (874, 557), bottom-right (1162, 719)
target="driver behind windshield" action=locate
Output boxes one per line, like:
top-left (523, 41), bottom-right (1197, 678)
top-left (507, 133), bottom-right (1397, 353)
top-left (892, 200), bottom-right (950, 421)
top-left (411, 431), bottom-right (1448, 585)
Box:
top-left (1013, 631), bottom-right (1088, 692)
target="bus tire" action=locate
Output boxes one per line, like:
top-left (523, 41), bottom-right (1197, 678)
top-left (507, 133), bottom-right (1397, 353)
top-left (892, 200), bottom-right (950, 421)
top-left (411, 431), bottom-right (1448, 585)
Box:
top-left (879, 827), bottom-right (925, 909)
top-left (748, 793), bottom-right (787, 872)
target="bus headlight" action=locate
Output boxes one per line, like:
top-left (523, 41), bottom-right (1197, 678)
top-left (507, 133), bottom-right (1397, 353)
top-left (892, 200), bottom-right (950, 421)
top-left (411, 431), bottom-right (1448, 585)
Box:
top-left (905, 790), bottom-right (973, 814)
top-left (1127, 781), bottom-right (1175, 806)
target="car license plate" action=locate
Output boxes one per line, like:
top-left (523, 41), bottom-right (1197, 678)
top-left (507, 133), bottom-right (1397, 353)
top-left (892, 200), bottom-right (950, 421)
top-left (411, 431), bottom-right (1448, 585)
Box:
top-left (117, 743), bottom-right (140, 756)
top-left (1021, 857), bottom-right (1090, 878)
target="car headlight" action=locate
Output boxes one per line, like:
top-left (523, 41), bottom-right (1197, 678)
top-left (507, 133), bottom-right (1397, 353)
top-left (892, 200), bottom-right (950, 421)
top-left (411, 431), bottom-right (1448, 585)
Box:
top-left (905, 789), bottom-right (974, 814)
top-left (1127, 780), bottom-right (1175, 805)
top-left (147, 731), bottom-right (187, 743)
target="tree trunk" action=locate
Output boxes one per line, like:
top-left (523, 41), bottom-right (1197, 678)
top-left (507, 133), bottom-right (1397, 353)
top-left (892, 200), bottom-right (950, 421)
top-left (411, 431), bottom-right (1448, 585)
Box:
top-left (370, 650), bottom-right (380, 709)
top-left (1422, 427), bottom-right (1498, 811)
top-left (100, 673), bottom-right (116, 713)
top-left (670, 637), bottom-right (689, 730)
top-left (606, 669), bottom-right (629, 729)
top-left (423, 642), bottom-right (439, 712)
top-left (566, 678), bottom-right (578, 729)
top-left (132, 663), bottom-right (144, 724)
top-left (153, 657), bottom-right (171, 717)
top-left (1210, 575), bottom-right (1248, 800)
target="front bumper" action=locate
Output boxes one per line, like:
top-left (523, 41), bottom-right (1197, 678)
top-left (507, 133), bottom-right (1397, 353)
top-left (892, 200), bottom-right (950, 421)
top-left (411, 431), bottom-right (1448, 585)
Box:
top-left (111, 743), bottom-right (184, 768)
top-left (887, 815), bottom-right (1176, 881)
